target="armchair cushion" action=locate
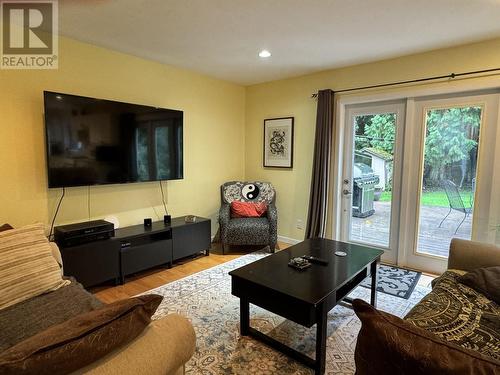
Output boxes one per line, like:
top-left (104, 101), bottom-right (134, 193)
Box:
top-left (225, 218), bottom-right (270, 246)
top-left (221, 181), bottom-right (275, 204)
top-left (231, 201), bottom-right (267, 218)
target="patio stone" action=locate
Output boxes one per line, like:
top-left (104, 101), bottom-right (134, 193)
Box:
top-left (351, 201), bottom-right (472, 257)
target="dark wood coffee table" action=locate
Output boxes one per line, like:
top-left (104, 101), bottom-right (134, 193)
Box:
top-left (229, 238), bottom-right (383, 375)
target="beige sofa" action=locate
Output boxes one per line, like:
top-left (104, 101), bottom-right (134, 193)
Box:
top-left (59, 244), bottom-right (197, 375)
top-left (76, 314), bottom-right (195, 375)
top-left (1, 241), bottom-right (196, 375)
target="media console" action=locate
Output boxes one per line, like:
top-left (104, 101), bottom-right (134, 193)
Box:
top-left (57, 216), bottom-right (211, 288)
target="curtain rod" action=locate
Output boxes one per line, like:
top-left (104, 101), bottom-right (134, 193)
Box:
top-left (310, 67), bottom-right (500, 98)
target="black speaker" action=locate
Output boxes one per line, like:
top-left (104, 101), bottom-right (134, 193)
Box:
top-left (144, 218), bottom-right (152, 227)
top-left (164, 215), bottom-right (171, 225)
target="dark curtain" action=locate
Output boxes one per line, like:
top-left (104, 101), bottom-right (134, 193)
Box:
top-left (305, 89), bottom-right (335, 239)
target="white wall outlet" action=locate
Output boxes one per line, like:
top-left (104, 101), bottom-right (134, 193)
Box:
top-left (296, 219), bottom-right (304, 230)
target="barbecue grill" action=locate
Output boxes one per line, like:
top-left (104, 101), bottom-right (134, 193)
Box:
top-left (352, 163), bottom-right (380, 218)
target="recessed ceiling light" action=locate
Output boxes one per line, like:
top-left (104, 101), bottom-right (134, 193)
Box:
top-left (259, 50), bottom-right (271, 58)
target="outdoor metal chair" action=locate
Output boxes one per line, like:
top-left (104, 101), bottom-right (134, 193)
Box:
top-left (438, 180), bottom-right (473, 234)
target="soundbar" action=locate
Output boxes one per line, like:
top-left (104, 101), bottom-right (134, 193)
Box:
top-left (54, 220), bottom-right (115, 248)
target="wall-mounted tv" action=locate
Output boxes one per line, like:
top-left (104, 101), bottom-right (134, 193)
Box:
top-left (44, 91), bottom-right (183, 188)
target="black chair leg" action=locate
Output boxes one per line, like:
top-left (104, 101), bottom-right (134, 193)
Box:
top-left (454, 213), bottom-right (468, 234)
top-left (438, 207), bottom-right (452, 228)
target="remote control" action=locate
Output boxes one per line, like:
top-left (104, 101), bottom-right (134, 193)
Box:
top-left (288, 257), bottom-right (311, 270)
top-left (301, 255), bottom-right (329, 265)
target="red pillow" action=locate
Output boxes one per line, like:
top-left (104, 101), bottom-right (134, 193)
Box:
top-left (231, 201), bottom-right (267, 218)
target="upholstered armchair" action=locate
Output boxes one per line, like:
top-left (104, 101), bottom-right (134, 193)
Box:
top-left (219, 181), bottom-right (277, 254)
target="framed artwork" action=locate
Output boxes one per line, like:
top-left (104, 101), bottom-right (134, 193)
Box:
top-left (263, 117), bottom-right (294, 168)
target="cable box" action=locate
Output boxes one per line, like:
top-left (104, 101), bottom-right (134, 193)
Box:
top-left (54, 220), bottom-right (115, 248)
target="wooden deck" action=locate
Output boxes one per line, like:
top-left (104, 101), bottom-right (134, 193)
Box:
top-left (351, 201), bottom-right (471, 257)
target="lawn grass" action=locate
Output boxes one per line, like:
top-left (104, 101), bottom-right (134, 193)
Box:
top-left (379, 190), bottom-right (474, 207)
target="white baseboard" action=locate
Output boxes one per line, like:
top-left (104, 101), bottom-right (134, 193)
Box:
top-left (278, 235), bottom-right (301, 245)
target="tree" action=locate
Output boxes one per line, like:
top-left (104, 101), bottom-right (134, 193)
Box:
top-left (354, 108), bottom-right (481, 186)
top-left (354, 114), bottom-right (395, 153)
top-left (364, 114), bottom-right (396, 154)
top-left (424, 107), bottom-right (480, 184)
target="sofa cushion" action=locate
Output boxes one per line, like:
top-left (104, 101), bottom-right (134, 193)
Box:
top-left (458, 266), bottom-right (500, 305)
top-left (0, 279), bottom-right (103, 352)
top-left (0, 294), bottom-right (162, 375)
top-left (405, 270), bottom-right (500, 361)
top-left (353, 299), bottom-right (500, 375)
top-left (0, 224), bottom-right (70, 310)
top-left (0, 224), bottom-right (13, 232)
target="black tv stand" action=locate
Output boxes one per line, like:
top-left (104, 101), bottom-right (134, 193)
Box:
top-left (57, 216), bottom-right (211, 288)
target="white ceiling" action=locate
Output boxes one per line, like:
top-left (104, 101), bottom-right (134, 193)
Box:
top-left (59, 0), bottom-right (500, 85)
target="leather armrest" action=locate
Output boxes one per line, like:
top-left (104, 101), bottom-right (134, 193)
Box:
top-left (448, 239), bottom-right (500, 272)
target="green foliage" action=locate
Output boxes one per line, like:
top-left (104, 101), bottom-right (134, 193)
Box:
top-left (379, 190), bottom-right (473, 208)
top-left (354, 114), bottom-right (396, 153)
top-left (354, 114), bottom-right (395, 154)
top-left (365, 114), bottom-right (396, 153)
top-left (424, 107), bottom-right (480, 183)
top-left (354, 106), bottom-right (481, 186)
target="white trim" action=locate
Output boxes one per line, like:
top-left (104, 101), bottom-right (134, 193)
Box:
top-left (278, 235), bottom-right (301, 245)
top-left (331, 76), bottom-right (500, 274)
top-left (339, 101), bottom-right (405, 264)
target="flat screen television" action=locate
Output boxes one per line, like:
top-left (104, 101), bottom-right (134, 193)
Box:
top-left (44, 91), bottom-right (183, 188)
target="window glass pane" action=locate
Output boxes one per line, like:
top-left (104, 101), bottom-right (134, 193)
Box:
top-left (350, 113), bottom-right (396, 248)
top-left (416, 106), bottom-right (481, 257)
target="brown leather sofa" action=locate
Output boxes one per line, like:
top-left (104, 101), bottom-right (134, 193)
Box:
top-left (354, 239), bottom-right (500, 374)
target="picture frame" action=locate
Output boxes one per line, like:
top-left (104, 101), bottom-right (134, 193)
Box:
top-left (263, 117), bottom-right (294, 168)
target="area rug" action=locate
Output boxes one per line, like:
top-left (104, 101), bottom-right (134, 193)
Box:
top-left (143, 251), bottom-right (431, 375)
top-left (359, 264), bottom-right (421, 299)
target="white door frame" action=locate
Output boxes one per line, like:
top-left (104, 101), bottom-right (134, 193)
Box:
top-left (340, 101), bottom-right (405, 264)
top-left (330, 76), bottom-right (500, 273)
top-left (400, 92), bottom-right (500, 274)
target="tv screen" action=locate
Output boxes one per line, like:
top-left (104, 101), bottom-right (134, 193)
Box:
top-left (44, 91), bottom-right (183, 188)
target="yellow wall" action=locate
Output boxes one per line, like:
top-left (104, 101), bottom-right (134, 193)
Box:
top-left (245, 38), bottom-right (500, 241)
top-left (0, 37), bottom-right (246, 234)
top-left (2, 35), bottom-right (499, 241)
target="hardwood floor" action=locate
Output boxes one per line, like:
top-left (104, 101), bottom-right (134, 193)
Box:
top-left (91, 242), bottom-right (291, 304)
top-left (91, 241), bottom-right (435, 304)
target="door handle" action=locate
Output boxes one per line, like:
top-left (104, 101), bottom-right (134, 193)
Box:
top-left (343, 189), bottom-right (352, 196)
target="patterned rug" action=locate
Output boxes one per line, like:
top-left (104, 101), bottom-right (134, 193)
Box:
top-left (144, 251), bottom-right (431, 374)
top-left (359, 265), bottom-right (421, 299)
